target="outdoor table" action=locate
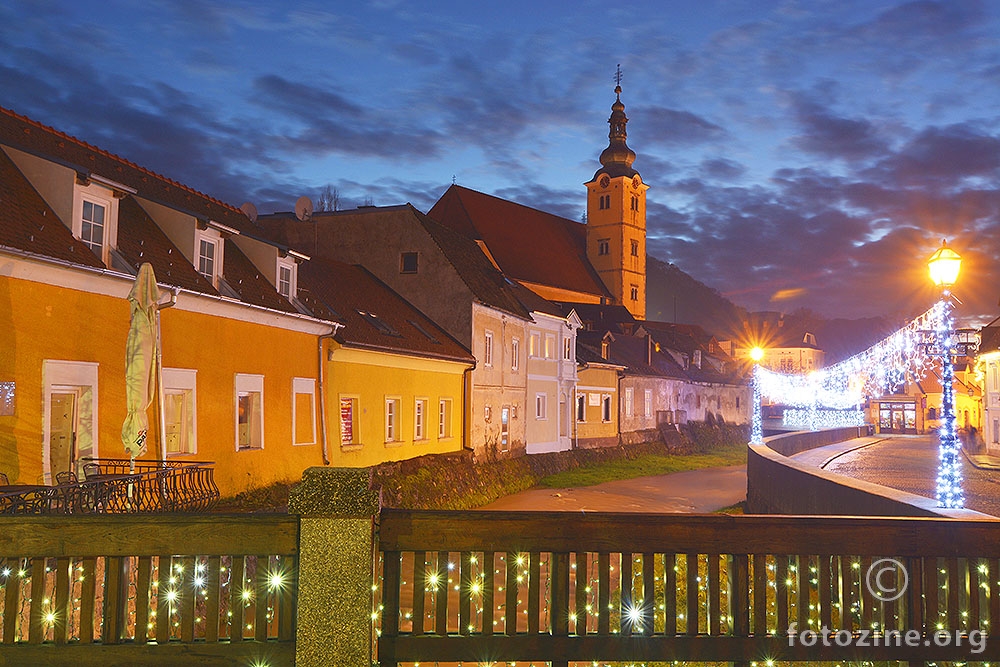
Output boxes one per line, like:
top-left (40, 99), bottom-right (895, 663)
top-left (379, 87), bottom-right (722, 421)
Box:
top-left (0, 484), bottom-right (51, 513)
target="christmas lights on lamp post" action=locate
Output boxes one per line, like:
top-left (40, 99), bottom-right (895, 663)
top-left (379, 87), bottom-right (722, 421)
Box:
top-left (927, 240), bottom-right (964, 508)
top-left (750, 347), bottom-right (764, 445)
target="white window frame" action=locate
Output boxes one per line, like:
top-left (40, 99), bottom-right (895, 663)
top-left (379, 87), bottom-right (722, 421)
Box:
top-left (576, 393), bottom-right (586, 422)
top-left (644, 389), bottom-right (653, 418)
top-left (339, 395), bottom-right (361, 449)
top-left (439, 398), bottom-right (453, 439)
top-left (602, 394), bottom-right (612, 423)
top-left (545, 334), bottom-right (555, 359)
top-left (234, 373), bottom-right (264, 451)
top-left (484, 330), bottom-right (494, 367)
top-left (72, 183), bottom-right (118, 266)
top-left (511, 338), bottom-right (520, 371)
top-left (385, 396), bottom-right (401, 444)
top-left (563, 337), bottom-right (572, 361)
top-left (624, 387), bottom-right (634, 417)
top-left (195, 228), bottom-right (224, 288)
top-left (163, 368), bottom-right (198, 456)
top-left (530, 332), bottom-right (541, 358)
top-left (277, 257), bottom-right (297, 300)
top-left (42, 360), bottom-right (99, 484)
top-left (535, 393), bottom-right (547, 420)
top-left (292, 377), bottom-right (316, 446)
top-left (414, 397), bottom-right (428, 441)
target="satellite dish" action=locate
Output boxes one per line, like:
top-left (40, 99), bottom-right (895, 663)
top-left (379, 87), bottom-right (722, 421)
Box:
top-left (239, 202), bottom-right (258, 223)
top-left (295, 196), bottom-right (314, 221)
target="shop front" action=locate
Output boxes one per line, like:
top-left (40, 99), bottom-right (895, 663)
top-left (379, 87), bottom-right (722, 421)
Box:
top-left (876, 399), bottom-right (919, 434)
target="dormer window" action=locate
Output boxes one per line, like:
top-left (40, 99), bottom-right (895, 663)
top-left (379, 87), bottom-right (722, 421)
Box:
top-left (72, 182), bottom-right (119, 266)
top-left (277, 257), bottom-right (297, 299)
top-left (195, 228), bottom-right (224, 288)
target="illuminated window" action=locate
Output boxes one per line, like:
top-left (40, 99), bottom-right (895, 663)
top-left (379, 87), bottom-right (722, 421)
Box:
top-left (163, 368), bottom-right (197, 455)
top-left (511, 338), bottom-right (519, 371)
top-left (235, 374), bottom-right (264, 451)
top-left (340, 396), bottom-right (359, 447)
top-left (563, 337), bottom-right (572, 361)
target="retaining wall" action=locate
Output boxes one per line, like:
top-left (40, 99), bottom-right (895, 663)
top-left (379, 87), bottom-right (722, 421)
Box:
top-left (747, 428), bottom-right (991, 519)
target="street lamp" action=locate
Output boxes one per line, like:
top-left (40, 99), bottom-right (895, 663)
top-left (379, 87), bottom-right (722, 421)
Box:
top-left (927, 240), bottom-right (963, 508)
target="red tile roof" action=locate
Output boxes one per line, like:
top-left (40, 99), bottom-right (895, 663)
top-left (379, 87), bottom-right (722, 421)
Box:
top-left (0, 106), bottom-right (305, 316)
top-left (428, 185), bottom-right (610, 299)
top-left (0, 148), bottom-right (106, 268)
top-left (297, 258), bottom-right (473, 363)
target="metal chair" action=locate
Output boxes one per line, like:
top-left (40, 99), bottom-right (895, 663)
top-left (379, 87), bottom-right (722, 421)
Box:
top-left (82, 462), bottom-right (102, 480)
top-left (0, 472), bottom-right (8, 486)
top-left (55, 471), bottom-right (78, 485)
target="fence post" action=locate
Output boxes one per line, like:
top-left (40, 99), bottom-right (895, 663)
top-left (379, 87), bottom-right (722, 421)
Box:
top-left (289, 467), bottom-right (380, 667)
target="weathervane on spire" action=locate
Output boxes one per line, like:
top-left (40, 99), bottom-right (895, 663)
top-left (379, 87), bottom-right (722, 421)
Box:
top-left (614, 64), bottom-right (623, 87)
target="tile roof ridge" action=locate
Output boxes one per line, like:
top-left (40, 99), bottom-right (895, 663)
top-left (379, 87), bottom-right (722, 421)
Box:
top-left (453, 183), bottom-right (583, 226)
top-left (0, 105), bottom-right (242, 216)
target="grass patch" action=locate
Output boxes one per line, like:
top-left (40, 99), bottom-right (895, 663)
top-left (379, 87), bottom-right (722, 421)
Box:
top-left (536, 442), bottom-right (747, 488)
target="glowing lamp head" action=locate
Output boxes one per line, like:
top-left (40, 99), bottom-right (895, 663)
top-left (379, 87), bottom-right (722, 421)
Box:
top-left (750, 347), bottom-right (764, 362)
top-left (928, 239), bottom-right (961, 288)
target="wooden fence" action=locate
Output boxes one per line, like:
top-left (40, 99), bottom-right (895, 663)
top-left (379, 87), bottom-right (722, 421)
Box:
top-left (0, 514), bottom-right (297, 666)
top-left (376, 510), bottom-right (1000, 665)
top-left (5, 467), bottom-right (1000, 666)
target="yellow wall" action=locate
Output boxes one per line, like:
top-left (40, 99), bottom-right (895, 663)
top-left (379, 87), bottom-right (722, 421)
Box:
top-left (325, 345), bottom-right (468, 467)
top-left (0, 270), bottom-right (329, 496)
top-left (575, 365), bottom-right (620, 448)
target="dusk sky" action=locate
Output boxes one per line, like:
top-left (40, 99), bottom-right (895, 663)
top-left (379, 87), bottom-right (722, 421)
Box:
top-left (2, 0), bottom-right (999, 325)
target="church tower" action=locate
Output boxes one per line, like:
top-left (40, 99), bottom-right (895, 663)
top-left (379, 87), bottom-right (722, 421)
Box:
top-left (585, 73), bottom-right (647, 320)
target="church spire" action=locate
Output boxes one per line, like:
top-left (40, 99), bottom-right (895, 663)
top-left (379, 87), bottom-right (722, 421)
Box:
top-left (596, 64), bottom-right (637, 179)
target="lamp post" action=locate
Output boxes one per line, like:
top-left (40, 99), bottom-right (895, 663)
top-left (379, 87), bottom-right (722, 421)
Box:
top-left (927, 240), bottom-right (963, 508)
top-left (750, 347), bottom-right (764, 445)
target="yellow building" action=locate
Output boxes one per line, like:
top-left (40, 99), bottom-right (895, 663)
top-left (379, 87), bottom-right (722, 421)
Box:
top-left (0, 107), bottom-right (471, 497)
top-left (295, 258), bottom-right (474, 467)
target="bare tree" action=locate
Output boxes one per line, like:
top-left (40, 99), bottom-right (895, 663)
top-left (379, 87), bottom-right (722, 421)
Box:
top-left (316, 184), bottom-right (340, 212)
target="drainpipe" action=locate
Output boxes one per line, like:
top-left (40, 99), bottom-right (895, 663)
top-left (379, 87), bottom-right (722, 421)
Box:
top-left (155, 288), bottom-right (179, 466)
top-left (463, 363), bottom-right (476, 452)
top-left (317, 326), bottom-right (342, 465)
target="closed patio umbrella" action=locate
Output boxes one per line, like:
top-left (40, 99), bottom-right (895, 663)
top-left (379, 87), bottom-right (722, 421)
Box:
top-left (122, 263), bottom-right (160, 460)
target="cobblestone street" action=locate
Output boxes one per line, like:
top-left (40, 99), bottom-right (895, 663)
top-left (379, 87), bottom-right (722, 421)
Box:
top-left (824, 434), bottom-right (1000, 517)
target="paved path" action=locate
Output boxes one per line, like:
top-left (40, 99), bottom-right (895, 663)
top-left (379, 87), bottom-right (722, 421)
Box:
top-left (479, 464), bottom-right (746, 513)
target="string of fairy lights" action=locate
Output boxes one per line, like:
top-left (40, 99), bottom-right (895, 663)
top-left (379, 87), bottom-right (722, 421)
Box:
top-left (750, 299), bottom-right (967, 508)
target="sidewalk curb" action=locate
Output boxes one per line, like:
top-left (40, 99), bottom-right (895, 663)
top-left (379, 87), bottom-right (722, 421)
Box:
top-left (962, 447), bottom-right (1000, 471)
top-left (818, 437), bottom-right (887, 469)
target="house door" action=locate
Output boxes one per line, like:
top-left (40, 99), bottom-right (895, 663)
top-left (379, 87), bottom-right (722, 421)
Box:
top-left (500, 406), bottom-right (510, 452)
top-left (559, 394), bottom-right (567, 438)
top-left (49, 391), bottom-right (78, 479)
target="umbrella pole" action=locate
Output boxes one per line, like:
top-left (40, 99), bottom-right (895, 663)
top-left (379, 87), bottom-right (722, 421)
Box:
top-left (156, 308), bottom-right (167, 465)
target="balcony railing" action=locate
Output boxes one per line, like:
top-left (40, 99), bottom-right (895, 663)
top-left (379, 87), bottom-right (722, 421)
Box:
top-left (0, 458), bottom-right (219, 514)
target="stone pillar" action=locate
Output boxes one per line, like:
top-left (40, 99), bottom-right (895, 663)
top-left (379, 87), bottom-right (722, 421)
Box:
top-left (289, 467), bottom-right (380, 667)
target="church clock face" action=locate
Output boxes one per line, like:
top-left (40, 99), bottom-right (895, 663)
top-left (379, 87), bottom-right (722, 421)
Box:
top-left (632, 175), bottom-right (641, 190)
top-left (599, 175), bottom-right (610, 188)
